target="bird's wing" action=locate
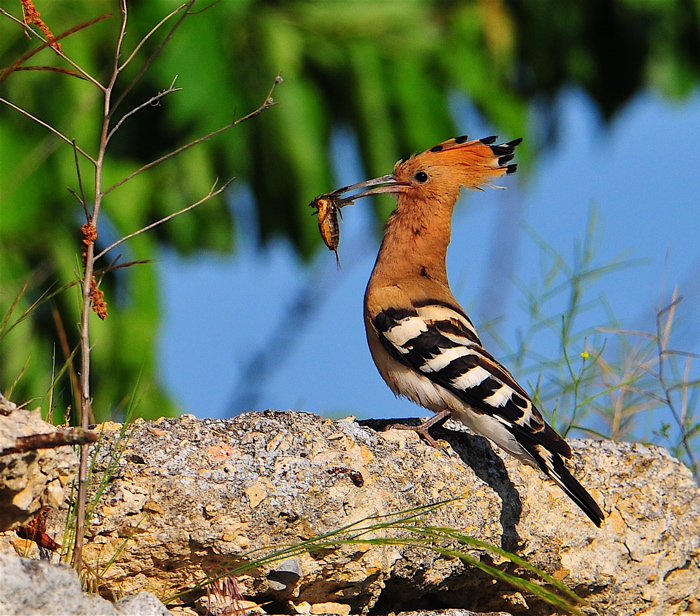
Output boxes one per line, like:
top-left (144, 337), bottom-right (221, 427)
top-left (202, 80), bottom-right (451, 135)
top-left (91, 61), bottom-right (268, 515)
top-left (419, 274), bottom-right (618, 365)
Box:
top-left (370, 299), bottom-right (607, 527)
top-left (370, 299), bottom-right (572, 458)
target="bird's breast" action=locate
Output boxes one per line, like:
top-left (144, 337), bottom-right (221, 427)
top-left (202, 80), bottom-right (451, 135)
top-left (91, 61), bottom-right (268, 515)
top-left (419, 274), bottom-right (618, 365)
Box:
top-left (364, 318), bottom-right (449, 413)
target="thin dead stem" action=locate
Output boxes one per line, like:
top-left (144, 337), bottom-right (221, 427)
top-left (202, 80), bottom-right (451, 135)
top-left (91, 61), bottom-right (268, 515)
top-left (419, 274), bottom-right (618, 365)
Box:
top-left (108, 0), bottom-right (194, 119)
top-left (655, 290), bottom-right (699, 478)
top-left (0, 8), bottom-right (109, 88)
top-left (96, 259), bottom-right (150, 275)
top-left (0, 98), bottom-right (96, 165)
top-left (2, 0), bottom-right (282, 576)
top-left (119, 3), bottom-right (190, 72)
top-left (94, 178), bottom-right (233, 262)
top-left (6, 65), bottom-right (87, 78)
top-left (600, 290), bottom-right (699, 479)
top-left (103, 75), bottom-right (281, 196)
top-left (113, 0), bottom-right (129, 68)
top-left (105, 76), bottom-right (181, 144)
top-left (71, 140), bottom-right (90, 217)
top-left (73, 1), bottom-right (129, 574)
top-left (0, 428), bottom-right (97, 455)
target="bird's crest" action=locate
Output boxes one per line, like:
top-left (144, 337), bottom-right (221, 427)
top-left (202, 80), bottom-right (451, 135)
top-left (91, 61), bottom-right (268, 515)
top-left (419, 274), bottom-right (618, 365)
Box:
top-left (399, 135), bottom-right (523, 191)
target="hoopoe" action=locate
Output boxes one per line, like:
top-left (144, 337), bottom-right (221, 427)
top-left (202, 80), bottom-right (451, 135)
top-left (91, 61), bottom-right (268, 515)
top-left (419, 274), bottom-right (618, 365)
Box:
top-left (320, 135), bottom-right (604, 527)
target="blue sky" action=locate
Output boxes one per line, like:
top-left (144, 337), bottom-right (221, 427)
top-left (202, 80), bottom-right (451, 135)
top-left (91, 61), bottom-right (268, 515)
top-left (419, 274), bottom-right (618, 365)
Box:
top-left (158, 87), bottom-right (700, 438)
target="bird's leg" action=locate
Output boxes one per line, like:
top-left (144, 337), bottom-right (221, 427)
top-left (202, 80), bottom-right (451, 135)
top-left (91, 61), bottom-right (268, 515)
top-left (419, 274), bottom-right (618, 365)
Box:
top-left (387, 409), bottom-right (452, 449)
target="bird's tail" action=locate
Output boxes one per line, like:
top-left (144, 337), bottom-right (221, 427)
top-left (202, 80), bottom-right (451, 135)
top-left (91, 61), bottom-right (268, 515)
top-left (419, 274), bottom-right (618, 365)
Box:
top-left (544, 452), bottom-right (604, 527)
top-left (420, 135), bottom-right (523, 190)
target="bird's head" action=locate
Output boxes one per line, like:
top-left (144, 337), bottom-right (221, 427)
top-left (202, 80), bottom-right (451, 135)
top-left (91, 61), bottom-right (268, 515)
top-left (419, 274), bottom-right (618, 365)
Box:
top-left (328, 135), bottom-right (522, 211)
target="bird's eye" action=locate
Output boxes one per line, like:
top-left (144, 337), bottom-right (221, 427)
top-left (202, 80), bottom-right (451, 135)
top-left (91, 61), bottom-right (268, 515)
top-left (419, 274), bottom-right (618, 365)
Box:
top-left (413, 171), bottom-right (428, 183)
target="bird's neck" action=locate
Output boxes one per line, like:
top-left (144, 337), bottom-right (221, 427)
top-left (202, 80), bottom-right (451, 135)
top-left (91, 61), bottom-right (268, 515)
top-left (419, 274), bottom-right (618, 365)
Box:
top-left (370, 198), bottom-right (454, 289)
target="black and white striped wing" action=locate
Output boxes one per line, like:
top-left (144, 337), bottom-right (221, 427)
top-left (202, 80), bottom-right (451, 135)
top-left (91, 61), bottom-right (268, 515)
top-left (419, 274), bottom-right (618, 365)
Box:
top-left (371, 299), bottom-right (604, 526)
top-left (371, 300), bottom-right (565, 449)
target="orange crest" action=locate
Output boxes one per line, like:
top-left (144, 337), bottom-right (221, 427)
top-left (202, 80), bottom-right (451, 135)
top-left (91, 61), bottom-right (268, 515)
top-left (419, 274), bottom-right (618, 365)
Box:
top-left (393, 135), bottom-right (522, 191)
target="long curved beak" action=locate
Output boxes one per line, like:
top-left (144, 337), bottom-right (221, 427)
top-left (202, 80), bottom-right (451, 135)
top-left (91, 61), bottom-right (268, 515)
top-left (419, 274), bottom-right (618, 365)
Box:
top-left (328, 174), bottom-right (409, 206)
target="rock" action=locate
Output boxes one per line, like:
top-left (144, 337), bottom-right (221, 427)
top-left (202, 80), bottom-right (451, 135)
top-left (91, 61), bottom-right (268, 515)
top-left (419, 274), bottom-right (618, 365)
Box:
top-left (0, 395), bottom-right (78, 531)
top-left (0, 551), bottom-right (170, 615)
top-left (396, 612), bottom-right (512, 616)
top-left (64, 411), bottom-right (700, 615)
top-left (114, 591), bottom-right (172, 615)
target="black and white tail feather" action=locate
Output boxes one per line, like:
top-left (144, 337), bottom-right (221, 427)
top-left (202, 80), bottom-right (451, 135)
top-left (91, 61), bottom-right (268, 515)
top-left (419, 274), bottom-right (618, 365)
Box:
top-left (371, 299), bottom-right (604, 527)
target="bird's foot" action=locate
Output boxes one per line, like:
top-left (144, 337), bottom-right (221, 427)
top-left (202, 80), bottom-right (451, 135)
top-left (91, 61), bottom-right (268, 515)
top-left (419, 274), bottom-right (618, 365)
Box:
top-left (386, 409), bottom-right (452, 451)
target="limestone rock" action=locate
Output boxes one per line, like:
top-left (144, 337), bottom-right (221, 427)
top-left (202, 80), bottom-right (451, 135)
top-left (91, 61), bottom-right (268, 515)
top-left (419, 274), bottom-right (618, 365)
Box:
top-left (0, 395), bottom-right (78, 531)
top-left (0, 551), bottom-right (170, 615)
top-left (68, 411), bottom-right (700, 615)
top-left (397, 612), bottom-right (512, 616)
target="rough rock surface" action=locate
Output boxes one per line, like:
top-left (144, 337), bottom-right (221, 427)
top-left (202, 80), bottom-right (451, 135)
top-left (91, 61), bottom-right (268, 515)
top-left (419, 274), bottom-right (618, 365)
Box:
top-left (62, 411), bottom-right (700, 616)
top-left (0, 551), bottom-right (170, 615)
top-left (0, 396), bottom-right (78, 531)
top-left (397, 613), bottom-right (511, 616)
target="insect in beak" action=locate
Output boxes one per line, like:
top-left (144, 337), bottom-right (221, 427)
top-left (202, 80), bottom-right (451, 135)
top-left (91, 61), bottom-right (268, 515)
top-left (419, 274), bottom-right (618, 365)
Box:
top-left (309, 175), bottom-right (409, 267)
top-left (309, 195), bottom-right (343, 267)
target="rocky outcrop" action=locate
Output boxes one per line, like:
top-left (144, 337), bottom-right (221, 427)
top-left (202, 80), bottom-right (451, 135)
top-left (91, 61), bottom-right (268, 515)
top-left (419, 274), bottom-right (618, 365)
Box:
top-left (60, 411), bottom-right (700, 615)
top-left (0, 395), bottom-right (78, 531)
top-left (0, 397), bottom-right (172, 615)
top-left (0, 551), bottom-right (169, 615)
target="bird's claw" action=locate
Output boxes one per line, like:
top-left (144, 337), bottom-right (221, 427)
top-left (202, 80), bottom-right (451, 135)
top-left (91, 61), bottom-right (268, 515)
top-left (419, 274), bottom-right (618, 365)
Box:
top-left (385, 409), bottom-right (453, 452)
top-left (386, 421), bottom-right (448, 451)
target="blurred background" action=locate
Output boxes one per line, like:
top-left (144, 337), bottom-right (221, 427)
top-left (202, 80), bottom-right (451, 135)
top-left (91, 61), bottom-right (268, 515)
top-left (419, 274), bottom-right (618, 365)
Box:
top-left (1, 0), bottom-right (699, 469)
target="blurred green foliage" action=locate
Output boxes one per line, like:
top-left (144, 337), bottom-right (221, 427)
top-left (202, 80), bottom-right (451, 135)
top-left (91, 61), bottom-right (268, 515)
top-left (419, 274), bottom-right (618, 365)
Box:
top-left (0, 0), bottom-right (699, 421)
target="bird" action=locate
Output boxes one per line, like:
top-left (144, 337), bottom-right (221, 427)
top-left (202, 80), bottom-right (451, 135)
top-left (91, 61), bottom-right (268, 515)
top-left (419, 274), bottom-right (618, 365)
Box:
top-left (322, 135), bottom-right (604, 527)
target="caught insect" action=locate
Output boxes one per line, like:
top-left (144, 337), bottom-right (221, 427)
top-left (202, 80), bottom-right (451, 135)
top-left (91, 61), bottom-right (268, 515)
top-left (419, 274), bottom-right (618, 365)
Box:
top-left (310, 175), bottom-right (399, 268)
top-left (310, 195), bottom-right (343, 267)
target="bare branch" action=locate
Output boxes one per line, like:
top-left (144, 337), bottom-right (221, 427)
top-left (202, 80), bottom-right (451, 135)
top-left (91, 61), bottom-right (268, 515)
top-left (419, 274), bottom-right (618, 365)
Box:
top-left (72, 5), bottom-right (124, 574)
top-left (106, 77), bottom-right (182, 144)
top-left (659, 292), bottom-right (678, 353)
top-left (113, 0), bottom-right (129, 70)
top-left (96, 259), bottom-right (150, 275)
top-left (0, 428), bottom-right (97, 456)
top-left (658, 292), bottom-right (684, 319)
top-left (660, 349), bottom-right (700, 360)
top-left (5, 65), bottom-right (87, 79)
top-left (666, 378), bottom-right (700, 392)
top-left (109, 0), bottom-right (195, 119)
top-left (103, 75), bottom-right (282, 196)
top-left (119, 3), bottom-right (190, 72)
top-left (188, 1), bottom-right (222, 16)
top-left (0, 9), bottom-right (109, 89)
top-left (95, 178), bottom-right (234, 262)
top-left (67, 186), bottom-right (86, 208)
top-left (653, 289), bottom-right (699, 478)
top-left (597, 327), bottom-right (656, 340)
top-left (71, 140), bottom-right (90, 217)
top-left (95, 255), bottom-right (120, 287)
top-left (0, 98), bottom-right (96, 165)
top-left (623, 385), bottom-right (667, 406)
top-left (682, 356), bottom-right (692, 425)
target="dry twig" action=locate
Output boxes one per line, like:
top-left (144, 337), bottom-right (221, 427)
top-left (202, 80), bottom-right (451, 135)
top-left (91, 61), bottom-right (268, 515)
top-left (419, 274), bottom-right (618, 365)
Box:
top-left (1, 0), bottom-right (282, 574)
top-left (0, 427), bottom-right (97, 455)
